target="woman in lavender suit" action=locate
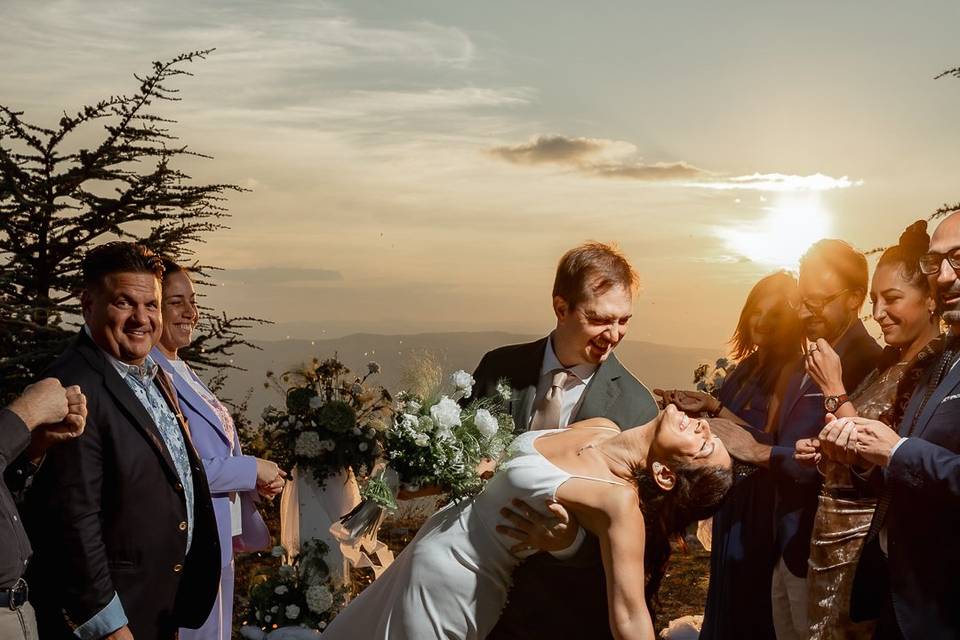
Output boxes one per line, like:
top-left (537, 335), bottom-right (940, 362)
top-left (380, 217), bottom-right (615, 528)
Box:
top-left (152, 259), bottom-right (285, 640)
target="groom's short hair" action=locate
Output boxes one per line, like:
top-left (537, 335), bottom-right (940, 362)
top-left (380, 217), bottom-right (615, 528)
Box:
top-left (553, 242), bottom-right (638, 309)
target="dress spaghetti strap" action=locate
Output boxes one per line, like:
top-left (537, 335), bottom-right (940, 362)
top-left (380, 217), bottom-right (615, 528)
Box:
top-left (565, 474), bottom-right (627, 487)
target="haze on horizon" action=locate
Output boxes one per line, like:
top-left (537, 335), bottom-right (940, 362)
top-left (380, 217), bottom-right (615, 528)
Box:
top-left (1, 0), bottom-right (957, 350)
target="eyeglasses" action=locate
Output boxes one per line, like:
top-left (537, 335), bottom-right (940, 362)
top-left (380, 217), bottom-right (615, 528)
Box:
top-left (788, 288), bottom-right (849, 314)
top-left (919, 250), bottom-right (960, 275)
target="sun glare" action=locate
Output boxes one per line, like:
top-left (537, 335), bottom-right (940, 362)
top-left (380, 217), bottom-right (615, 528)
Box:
top-left (719, 196), bottom-right (832, 269)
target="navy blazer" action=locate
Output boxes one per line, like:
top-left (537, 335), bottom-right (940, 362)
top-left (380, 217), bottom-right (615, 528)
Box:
top-left (851, 349), bottom-right (960, 639)
top-left (767, 320), bottom-right (881, 577)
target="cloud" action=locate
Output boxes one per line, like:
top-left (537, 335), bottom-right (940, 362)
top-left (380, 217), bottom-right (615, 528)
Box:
top-left (218, 267), bottom-right (343, 285)
top-left (488, 135), bottom-right (712, 181)
top-left (685, 172), bottom-right (863, 192)
top-left (490, 135), bottom-right (861, 191)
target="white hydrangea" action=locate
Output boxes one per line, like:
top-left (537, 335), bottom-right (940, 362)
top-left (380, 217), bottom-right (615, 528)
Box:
top-left (274, 585), bottom-right (288, 595)
top-left (305, 584), bottom-right (334, 614)
top-left (417, 415), bottom-right (435, 433)
top-left (451, 370), bottom-right (475, 398)
top-left (430, 396), bottom-right (462, 430)
top-left (285, 604), bottom-right (301, 620)
top-left (295, 432), bottom-right (323, 458)
top-left (474, 409), bottom-right (499, 439)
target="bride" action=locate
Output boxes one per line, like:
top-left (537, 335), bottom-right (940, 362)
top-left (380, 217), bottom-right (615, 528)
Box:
top-left (323, 404), bottom-right (733, 640)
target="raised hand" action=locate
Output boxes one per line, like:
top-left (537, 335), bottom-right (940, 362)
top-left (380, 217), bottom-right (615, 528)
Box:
top-left (653, 388), bottom-right (719, 415)
top-left (804, 338), bottom-right (846, 396)
top-left (9, 378), bottom-right (71, 429)
top-left (496, 498), bottom-right (579, 554)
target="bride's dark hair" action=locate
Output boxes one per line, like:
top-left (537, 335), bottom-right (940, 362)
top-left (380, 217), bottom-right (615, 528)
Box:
top-left (634, 462), bottom-right (732, 623)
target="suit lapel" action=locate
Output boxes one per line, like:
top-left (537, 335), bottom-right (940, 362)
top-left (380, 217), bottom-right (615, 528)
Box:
top-left (574, 355), bottom-right (622, 423)
top-left (510, 338), bottom-right (547, 432)
top-left (910, 358), bottom-right (960, 439)
top-left (778, 361), bottom-right (808, 426)
top-left (76, 335), bottom-right (182, 482)
top-left (154, 350), bottom-right (229, 446)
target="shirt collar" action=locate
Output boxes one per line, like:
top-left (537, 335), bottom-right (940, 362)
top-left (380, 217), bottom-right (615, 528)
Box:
top-left (83, 325), bottom-right (159, 383)
top-left (540, 334), bottom-right (598, 383)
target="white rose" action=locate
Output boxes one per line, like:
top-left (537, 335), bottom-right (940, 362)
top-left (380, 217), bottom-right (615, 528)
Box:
top-left (294, 432), bottom-right (323, 458)
top-left (451, 370), bottom-right (475, 399)
top-left (430, 396), bottom-right (462, 430)
top-left (308, 396), bottom-right (323, 409)
top-left (274, 585), bottom-right (288, 595)
top-left (270, 606), bottom-right (278, 613)
top-left (264, 615), bottom-right (272, 623)
top-left (285, 604), bottom-right (301, 620)
top-left (358, 442), bottom-right (369, 452)
top-left (352, 427), bottom-right (362, 436)
top-left (305, 584), bottom-right (334, 614)
top-left (474, 409), bottom-right (499, 439)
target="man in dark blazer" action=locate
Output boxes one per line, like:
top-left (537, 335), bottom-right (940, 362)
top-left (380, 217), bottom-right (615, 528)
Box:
top-left (820, 211), bottom-right (960, 640)
top-left (24, 242), bottom-right (219, 640)
top-left (712, 239), bottom-right (881, 640)
top-left (472, 242), bottom-right (659, 640)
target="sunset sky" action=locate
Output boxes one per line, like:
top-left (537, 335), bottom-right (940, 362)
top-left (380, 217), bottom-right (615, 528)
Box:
top-left (2, 1), bottom-right (958, 349)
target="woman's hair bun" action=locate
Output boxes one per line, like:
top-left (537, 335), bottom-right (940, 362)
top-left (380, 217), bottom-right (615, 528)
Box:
top-left (898, 219), bottom-right (929, 257)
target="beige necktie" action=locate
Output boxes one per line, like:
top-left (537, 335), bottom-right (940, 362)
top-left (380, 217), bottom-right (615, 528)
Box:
top-left (531, 369), bottom-right (570, 430)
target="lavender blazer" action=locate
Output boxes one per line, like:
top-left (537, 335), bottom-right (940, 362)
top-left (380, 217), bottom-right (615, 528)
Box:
top-left (152, 348), bottom-right (270, 567)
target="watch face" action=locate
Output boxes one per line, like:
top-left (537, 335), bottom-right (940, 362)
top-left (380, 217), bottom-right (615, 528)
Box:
top-left (825, 397), bottom-right (838, 412)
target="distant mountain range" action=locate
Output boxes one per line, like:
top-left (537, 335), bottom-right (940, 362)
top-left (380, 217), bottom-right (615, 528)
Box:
top-left (216, 332), bottom-right (723, 421)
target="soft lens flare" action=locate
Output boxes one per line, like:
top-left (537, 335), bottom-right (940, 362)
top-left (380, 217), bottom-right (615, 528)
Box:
top-left (719, 197), bottom-right (832, 269)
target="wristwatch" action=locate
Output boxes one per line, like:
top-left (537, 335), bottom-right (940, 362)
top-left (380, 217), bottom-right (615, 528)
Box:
top-left (824, 394), bottom-right (850, 413)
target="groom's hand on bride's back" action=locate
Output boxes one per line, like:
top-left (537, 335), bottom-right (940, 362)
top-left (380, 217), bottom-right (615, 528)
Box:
top-left (496, 498), bottom-right (579, 555)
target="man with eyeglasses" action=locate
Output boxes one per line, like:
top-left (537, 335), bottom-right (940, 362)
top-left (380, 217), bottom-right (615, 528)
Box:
top-left (817, 211), bottom-right (960, 640)
top-left (711, 239), bottom-right (881, 640)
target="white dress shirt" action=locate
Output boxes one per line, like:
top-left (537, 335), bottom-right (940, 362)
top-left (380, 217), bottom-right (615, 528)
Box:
top-left (530, 336), bottom-right (599, 428)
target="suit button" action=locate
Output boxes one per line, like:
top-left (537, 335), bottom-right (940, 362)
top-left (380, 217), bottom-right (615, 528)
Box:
top-left (178, 521), bottom-right (187, 531)
top-left (175, 483), bottom-right (183, 492)
top-left (173, 563), bottom-right (183, 573)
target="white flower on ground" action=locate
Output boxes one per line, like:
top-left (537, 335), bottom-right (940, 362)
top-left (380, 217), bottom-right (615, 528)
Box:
top-left (264, 615), bottom-right (272, 622)
top-left (295, 432), bottom-right (323, 458)
top-left (474, 409), bottom-right (499, 439)
top-left (451, 370), bottom-right (475, 398)
top-left (430, 396), bottom-right (462, 430)
top-left (285, 604), bottom-right (301, 620)
top-left (305, 584), bottom-right (334, 614)
top-left (270, 545), bottom-right (287, 558)
top-left (274, 585), bottom-right (288, 595)
top-left (358, 442), bottom-right (369, 452)
top-left (270, 606), bottom-right (278, 613)
top-left (308, 396), bottom-right (323, 410)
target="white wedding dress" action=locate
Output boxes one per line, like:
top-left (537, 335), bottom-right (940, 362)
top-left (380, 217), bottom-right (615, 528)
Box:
top-left (321, 427), bottom-right (624, 640)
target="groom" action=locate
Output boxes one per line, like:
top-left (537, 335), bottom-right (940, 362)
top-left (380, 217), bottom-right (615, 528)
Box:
top-left (471, 241), bottom-right (659, 640)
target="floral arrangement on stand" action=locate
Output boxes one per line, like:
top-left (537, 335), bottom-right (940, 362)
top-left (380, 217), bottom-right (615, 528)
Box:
top-left (258, 356), bottom-right (393, 488)
top-left (334, 371), bottom-right (516, 542)
top-left (240, 540), bottom-right (349, 639)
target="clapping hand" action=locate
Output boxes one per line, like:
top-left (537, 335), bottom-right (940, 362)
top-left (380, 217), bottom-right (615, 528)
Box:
top-left (255, 458), bottom-right (287, 499)
top-left (496, 498), bottom-right (579, 555)
top-left (653, 388), bottom-right (719, 415)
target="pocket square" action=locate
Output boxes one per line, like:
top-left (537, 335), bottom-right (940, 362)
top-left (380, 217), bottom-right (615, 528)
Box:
top-left (940, 393), bottom-right (960, 404)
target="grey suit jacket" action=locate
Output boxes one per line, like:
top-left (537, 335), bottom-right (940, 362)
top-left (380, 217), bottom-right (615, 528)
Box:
top-left (472, 336), bottom-right (658, 640)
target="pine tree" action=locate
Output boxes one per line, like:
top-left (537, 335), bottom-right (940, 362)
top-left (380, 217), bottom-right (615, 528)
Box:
top-left (0, 49), bottom-right (262, 402)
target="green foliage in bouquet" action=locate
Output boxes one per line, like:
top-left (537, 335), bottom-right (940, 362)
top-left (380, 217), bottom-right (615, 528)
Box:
top-left (242, 540), bottom-right (348, 635)
top-left (385, 372), bottom-right (515, 500)
top-left (257, 356), bottom-right (393, 487)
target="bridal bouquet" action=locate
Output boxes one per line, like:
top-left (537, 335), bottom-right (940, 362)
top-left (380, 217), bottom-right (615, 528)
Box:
top-left (258, 356), bottom-right (394, 487)
top-left (333, 371), bottom-right (515, 542)
top-left (386, 371), bottom-right (515, 499)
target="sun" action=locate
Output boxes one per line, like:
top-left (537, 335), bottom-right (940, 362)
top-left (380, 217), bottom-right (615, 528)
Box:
top-left (719, 195), bottom-right (833, 269)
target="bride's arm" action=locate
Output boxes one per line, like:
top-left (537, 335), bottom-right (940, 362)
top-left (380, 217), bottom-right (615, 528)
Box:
top-left (562, 484), bottom-right (655, 640)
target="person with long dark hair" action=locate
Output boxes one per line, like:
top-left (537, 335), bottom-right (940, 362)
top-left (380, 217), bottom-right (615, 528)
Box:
top-left (323, 405), bottom-right (732, 640)
top-left (656, 271), bottom-right (802, 639)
